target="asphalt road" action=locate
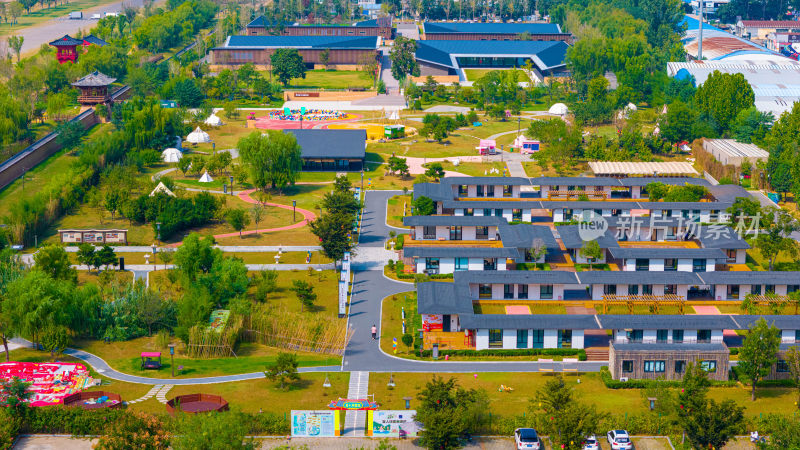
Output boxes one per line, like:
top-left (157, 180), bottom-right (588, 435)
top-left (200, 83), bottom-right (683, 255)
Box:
top-left (17, 0), bottom-right (153, 54)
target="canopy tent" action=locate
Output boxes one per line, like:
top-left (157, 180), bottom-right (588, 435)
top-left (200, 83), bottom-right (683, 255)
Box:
top-left (588, 161), bottom-right (699, 177)
top-left (548, 103), bottom-right (568, 115)
top-left (198, 171), bottom-right (214, 183)
top-left (149, 182), bottom-right (176, 197)
top-left (204, 113), bottom-right (223, 126)
top-left (161, 148), bottom-right (182, 163)
top-left (186, 127), bottom-right (211, 144)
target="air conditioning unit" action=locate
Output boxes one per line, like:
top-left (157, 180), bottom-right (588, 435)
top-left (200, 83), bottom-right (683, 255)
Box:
top-left (620, 377), bottom-right (629, 382)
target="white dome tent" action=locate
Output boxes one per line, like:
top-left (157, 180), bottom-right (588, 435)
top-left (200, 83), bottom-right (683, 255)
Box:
top-left (161, 148), bottom-right (182, 163)
top-left (548, 103), bottom-right (568, 116)
top-left (617, 103), bottom-right (638, 120)
top-left (198, 171), bottom-right (214, 183)
top-left (186, 127), bottom-right (211, 144)
top-left (204, 113), bottom-right (223, 127)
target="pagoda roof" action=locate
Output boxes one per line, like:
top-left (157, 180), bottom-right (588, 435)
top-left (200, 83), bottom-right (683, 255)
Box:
top-left (82, 34), bottom-right (108, 47)
top-left (71, 71), bottom-right (117, 87)
top-left (50, 35), bottom-right (84, 46)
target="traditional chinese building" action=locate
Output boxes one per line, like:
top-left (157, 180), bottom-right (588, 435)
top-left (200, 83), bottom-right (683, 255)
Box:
top-left (49, 35), bottom-right (84, 64)
top-left (72, 71), bottom-right (117, 105)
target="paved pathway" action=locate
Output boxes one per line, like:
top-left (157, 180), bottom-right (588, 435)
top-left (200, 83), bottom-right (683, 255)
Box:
top-left (127, 384), bottom-right (165, 404)
top-left (343, 371), bottom-right (370, 436)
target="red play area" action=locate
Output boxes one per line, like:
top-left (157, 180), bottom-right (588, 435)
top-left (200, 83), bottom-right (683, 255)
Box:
top-left (0, 362), bottom-right (95, 407)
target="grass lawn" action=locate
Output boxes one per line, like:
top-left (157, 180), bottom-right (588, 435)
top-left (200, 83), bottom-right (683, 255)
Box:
top-left (0, 123), bottom-right (111, 213)
top-left (574, 263), bottom-right (612, 271)
top-left (68, 251), bottom-right (329, 266)
top-left (462, 68), bottom-right (531, 82)
top-left (76, 270), bottom-right (133, 286)
top-left (386, 194), bottom-right (411, 228)
top-left (472, 302), bottom-right (567, 315)
top-left (151, 372), bottom-right (350, 414)
top-left (42, 189), bottom-right (307, 246)
top-left (430, 160), bottom-right (507, 177)
top-left (283, 70), bottom-right (373, 90)
top-left (746, 248), bottom-right (800, 271)
top-left (380, 292), bottom-right (421, 357)
top-left (370, 372), bottom-right (799, 423)
top-left (523, 160), bottom-right (589, 177)
top-left (0, 0), bottom-right (120, 36)
top-left (72, 337), bottom-right (341, 380)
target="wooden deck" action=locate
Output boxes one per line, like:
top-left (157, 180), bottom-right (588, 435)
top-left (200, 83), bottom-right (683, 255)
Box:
top-left (423, 331), bottom-right (474, 350)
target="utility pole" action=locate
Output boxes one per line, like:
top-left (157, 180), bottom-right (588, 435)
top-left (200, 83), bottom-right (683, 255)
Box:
top-left (698, 0), bottom-right (704, 60)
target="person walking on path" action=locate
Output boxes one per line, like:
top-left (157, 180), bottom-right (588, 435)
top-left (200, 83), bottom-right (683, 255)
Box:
top-left (371, 325), bottom-right (377, 340)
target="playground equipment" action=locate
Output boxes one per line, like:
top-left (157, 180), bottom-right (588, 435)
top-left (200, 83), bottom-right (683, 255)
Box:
top-left (140, 352), bottom-right (162, 370)
top-left (0, 362), bottom-right (95, 407)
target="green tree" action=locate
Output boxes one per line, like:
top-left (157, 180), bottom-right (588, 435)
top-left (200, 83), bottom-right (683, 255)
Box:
top-left (579, 239), bottom-right (603, 270)
top-left (172, 411), bottom-right (254, 450)
top-left (695, 71), bottom-right (755, 133)
top-left (238, 130), bottom-right (303, 193)
top-left (265, 352), bottom-right (300, 389)
top-left (321, 191), bottom-right (360, 216)
top-left (424, 162), bottom-right (445, 180)
top-left (33, 245), bottom-right (76, 282)
top-left (255, 269), bottom-right (278, 301)
top-left (250, 204), bottom-right (264, 234)
top-left (226, 208), bottom-right (251, 238)
top-left (76, 243), bottom-right (98, 271)
top-left (387, 156), bottom-right (410, 177)
top-left (389, 36), bottom-right (420, 81)
top-left (319, 48), bottom-right (331, 70)
top-left (271, 48), bottom-right (306, 86)
top-left (173, 233), bottom-right (218, 280)
top-left (333, 174), bottom-right (352, 193)
top-left (412, 196), bottom-right (435, 216)
top-left (7, 35), bottom-right (23, 63)
top-left (784, 346), bottom-right (800, 410)
top-left (756, 414), bottom-right (800, 449)
top-left (96, 245), bottom-right (118, 271)
top-left (754, 207), bottom-right (800, 271)
top-left (416, 376), bottom-right (489, 450)
top-left (732, 107), bottom-right (773, 144)
top-left (309, 212), bottom-right (355, 261)
top-left (290, 279), bottom-right (316, 312)
top-left (677, 363), bottom-right (744, 450)
top-left (104, 189), bottom-right (122, 221)
top-left (660, 100), bottom-right (696, 143)
top-left (0, 377), bottom-right (32, 416)
top-left (40, 325), bottom-right (70, 361)
top-left (177, 156), bottom-right (191, 175)
top-left (529, 375), bottom-right (604, 449)
top-left (739, 318), bottom-right (782, 401)
top-left (95, 411), bottom-right (170, 450)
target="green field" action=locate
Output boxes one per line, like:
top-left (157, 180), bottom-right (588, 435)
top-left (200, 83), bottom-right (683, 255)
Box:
top-left (463, 68), bottom-right (532, 82)
top-left (286, 70), bottom-right (373, 90)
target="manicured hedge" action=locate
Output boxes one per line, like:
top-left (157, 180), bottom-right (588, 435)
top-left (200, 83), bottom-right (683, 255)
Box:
top-left (731, 365), bottom-right (795, 387)
top-left (420, 348), bottom-right (587, 360)
top-left (600, 367), bottom-right (738, 389)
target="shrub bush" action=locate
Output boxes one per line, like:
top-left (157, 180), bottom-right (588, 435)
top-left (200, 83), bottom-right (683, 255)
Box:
top-left (599, 367), bottom-right (737, 389)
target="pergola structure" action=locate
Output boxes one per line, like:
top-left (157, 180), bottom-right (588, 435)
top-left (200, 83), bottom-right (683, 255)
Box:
top-left (72, 71), bottom-right (117, 105)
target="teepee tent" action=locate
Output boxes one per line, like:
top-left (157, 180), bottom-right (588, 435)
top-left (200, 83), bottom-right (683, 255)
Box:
top-left (186, 127), bottom-right (211, 144)
top-left (161, 148), bottom-right (182, 163)
top-left (149, 181), bottom-right (176, 197)
top-left (204, 113), bottom-right (223, 126)
top-left (198, 171), bottom-right (214, 183)
top-left (548, 103), bottom-right (568, 116)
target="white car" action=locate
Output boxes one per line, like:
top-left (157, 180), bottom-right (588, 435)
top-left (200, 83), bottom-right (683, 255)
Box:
top-left (514, 428), bottom-right (541, 449)
top-left (583, 434), bottom-right (600, 450)
top-left (607, 429), bottom-right (633, 450)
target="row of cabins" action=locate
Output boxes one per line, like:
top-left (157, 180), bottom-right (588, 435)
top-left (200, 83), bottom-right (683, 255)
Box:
top-left (406, 174), bottom-right (800, 381)
top-left (418, 273), bottom-right (800, 381)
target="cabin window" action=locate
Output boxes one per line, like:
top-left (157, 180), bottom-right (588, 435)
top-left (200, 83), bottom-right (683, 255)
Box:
top-left (489, 329), bottom-right (503, 348)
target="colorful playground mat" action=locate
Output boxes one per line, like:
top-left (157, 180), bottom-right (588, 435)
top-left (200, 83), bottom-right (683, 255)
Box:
top-left (0, 362), bottom-right (95, 407)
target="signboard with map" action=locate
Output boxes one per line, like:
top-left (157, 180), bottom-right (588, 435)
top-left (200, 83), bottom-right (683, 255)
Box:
top-left (291, 410), bottom-right (337, 437)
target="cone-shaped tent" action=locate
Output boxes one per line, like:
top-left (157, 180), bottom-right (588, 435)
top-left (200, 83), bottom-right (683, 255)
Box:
top-left (204, 113), bottom-right (223, 126)
top-left (150, 181), bottom-right (176, 197)
top-left (186, 127), bottom-right (211, 144)
top-left (198, 171), bottom-right (214, 183)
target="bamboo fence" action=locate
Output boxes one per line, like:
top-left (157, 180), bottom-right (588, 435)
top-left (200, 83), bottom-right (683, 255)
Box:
top-left (243, 305), bottom-right (353, 356)
top-left (186, 314), bottom-right (243, 358)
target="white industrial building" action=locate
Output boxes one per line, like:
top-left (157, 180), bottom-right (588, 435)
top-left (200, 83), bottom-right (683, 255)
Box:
top-left (702, 139), bottom-right (770, 167)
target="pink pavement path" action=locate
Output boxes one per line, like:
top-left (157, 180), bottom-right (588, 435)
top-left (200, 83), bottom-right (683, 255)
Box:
top-left (692, 305), bottom-right (739, 338)
top-left (211, 189), bottom-right (317, 239)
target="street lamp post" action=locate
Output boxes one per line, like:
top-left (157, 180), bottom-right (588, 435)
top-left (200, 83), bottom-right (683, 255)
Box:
top-left (230, 175), bottom-right (234, 195)
top-left (169, 344), bottom-right (176, 377)
top-left (292, 200), bottom-right (297, 222)
top-left (156, 222), bottom-right (162, 241)
top-left (151, 243), bottom-right (157, 270)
